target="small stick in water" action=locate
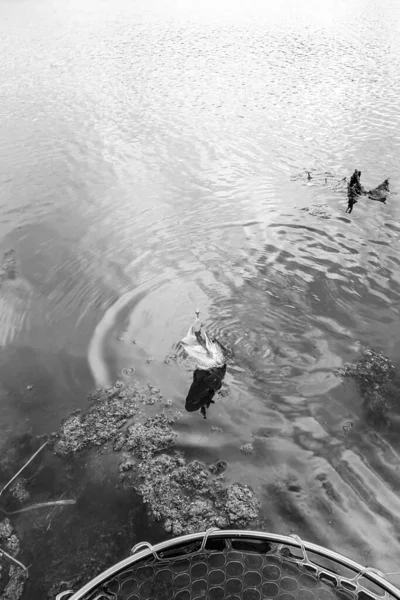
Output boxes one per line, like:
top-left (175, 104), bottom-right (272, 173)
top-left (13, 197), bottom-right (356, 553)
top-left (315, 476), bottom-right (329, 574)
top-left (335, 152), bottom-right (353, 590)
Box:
top-left (0, 442), bottom-right (48, 498)
top-left (0, 546), bottom-right (28, 572)
top-left (5, 499), bottom-right (76, 516)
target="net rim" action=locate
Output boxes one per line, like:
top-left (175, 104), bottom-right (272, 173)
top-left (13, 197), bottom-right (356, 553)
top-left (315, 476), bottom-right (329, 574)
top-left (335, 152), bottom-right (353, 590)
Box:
top-left (61, 529), bottom-right (400, 600)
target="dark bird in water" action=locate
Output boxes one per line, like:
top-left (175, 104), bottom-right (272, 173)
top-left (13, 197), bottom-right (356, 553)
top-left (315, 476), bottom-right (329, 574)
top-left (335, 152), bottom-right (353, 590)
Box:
top-left (368, 178), bottom-right (390, 203)
top-left (349, 169), bottom-right (364, 193)
top-left (346, 187), bottom-right (359, 214)
top-left (346, 170), bottom-right (364, 213)
top-left (345, 196), bottom-right (357, 214)
top-left (185, 365), bottom-right (227, 419)
top-left (306, 171), bottom-right (312, 181)
top-left (345, 170), bottom-right (390, 213)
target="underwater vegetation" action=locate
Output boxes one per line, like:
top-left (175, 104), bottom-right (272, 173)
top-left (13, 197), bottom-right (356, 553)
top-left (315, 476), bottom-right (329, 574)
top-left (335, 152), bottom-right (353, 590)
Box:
top-left (337, 348), bottom-right (396, 426)
top-left (0, 518), bottom-right (27, 600)
top-left (50, 378), bottom-right (260, 535)
top-left (36, 377), bottom-right (259, 596)
top-left (118, 414), bottom-right (259, 536)
top-left (2, 372), bottom-right (255, 598)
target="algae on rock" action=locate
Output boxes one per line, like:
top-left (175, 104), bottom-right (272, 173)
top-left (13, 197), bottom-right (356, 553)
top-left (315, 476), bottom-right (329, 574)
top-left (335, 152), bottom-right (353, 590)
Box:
top-left (53, 380), bottom-right (175, 456)
top-left (0, 519), bottom-right (26, 600)
top-left (240, 443), bottom-right (254, 455)
top-left (49, 377), bottom-right (260, 592)
top-left (120, 415), bottom-right (178, 458)
top-left (0, 520), bottom-right (19, 557)
top-left (338, 348), bottom-right (395, 393)
top-left (53, 385), bottom-right (140, 456)
top-left (132, 453), bottom-right (260, 535)
top-left (337, 348), bottom-right (396, 425)
top-left (117, 413), bottom-right (260, 535)
top-left (0, 250), bottom-right (17, 284)
top-left (9, 479), bottom-right (29, 504)
top-left (0, 566), bottom-right (27, 600)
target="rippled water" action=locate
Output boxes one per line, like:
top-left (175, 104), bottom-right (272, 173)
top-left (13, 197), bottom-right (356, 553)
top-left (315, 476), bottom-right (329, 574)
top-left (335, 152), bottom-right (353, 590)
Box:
top-left (1, 0), bottom-right (400, 591)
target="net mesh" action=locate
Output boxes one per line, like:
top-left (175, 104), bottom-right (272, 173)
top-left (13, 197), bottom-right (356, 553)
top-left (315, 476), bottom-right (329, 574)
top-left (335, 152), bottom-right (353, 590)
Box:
top-left (77, 536), bottom-right (396, 600)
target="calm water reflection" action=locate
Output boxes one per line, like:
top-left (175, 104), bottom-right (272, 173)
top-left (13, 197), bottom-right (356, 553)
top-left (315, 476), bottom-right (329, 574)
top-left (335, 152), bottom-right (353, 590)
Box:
top-left (1, 0), bottom-right (400, 591)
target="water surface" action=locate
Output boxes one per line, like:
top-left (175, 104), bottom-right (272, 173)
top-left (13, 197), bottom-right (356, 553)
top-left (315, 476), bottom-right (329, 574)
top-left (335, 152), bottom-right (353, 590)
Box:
top-left (1, 0), bottom-right (400, 592)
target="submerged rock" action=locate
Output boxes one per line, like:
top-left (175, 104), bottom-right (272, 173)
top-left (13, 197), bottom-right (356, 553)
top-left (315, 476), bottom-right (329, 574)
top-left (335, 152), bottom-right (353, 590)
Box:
top-left (9, 479), bottom-right (29, 503)
top-left (112, 431), bottom-right (127, 452)
top-left (53, 387), bottom-right (140, 456)
top-left (46, 376), bottom-right (261, 595)
top-left (121, 415), bottom-right (177, 458)
top-left (0, 519), bottom-right (19, 557)
top-left (338, 348), bottom-right (395, 395)
top-left (4, 534), bottom-right (19, 558)
top-left (52, 379), bottom-right (177, 457)
top-left (127, 381), bottom-right (164, 406)
top-left (209, 460), bottom-right (228, 475)
top-left (86, 387), bottom-right (109, 404)
top-left (131, 453), bottom-right (259, 535)
top-left (0, 520), bottom-right (13, 543)
top-left (1, 566), bottom-right (27, 600)
top-left (240, 443), bottom-right (255, 455)
top-left (225, 483), bottom-right (260, 525)
top-left (364, 389), bottom-right (390, 424)
top-left (118, 453), bottom-right (136, 473)
top-left (116, 412), bottom-right (259, 535)
top-left (337, 348), bottom-right (396, 425)
top-left (0, 250), bottom-right (17, 284)
top-left (164, 352), bottom-right (177, 365)
top-left (0, 519), bottom-right (26, 600)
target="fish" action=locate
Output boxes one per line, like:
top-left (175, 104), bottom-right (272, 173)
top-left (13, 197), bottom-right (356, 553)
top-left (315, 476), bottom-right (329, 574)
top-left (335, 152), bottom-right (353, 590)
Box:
top-left (185, 365), bottom-right (227, 419)
top-left (180, 310), bottom-right (232, 370)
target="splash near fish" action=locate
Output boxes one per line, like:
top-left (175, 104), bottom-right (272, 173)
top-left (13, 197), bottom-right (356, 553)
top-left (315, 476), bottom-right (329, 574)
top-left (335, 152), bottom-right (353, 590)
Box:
top-left (180, 310), bottom-right (232, 371)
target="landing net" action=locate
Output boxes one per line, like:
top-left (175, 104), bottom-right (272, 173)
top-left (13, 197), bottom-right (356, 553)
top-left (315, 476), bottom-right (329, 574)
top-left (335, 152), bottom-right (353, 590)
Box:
top-left (55, 529), bottom-right (400, 600)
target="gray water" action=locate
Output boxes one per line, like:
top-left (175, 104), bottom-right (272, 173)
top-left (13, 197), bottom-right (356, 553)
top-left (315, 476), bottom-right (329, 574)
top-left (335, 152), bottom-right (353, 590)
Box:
top-left (1, 0), bottom-right (400, 590)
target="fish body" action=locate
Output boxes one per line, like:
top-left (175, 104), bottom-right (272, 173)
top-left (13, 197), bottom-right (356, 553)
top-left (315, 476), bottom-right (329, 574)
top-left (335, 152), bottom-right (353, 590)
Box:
top-left (185, 365), bottom-right (226, 418)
